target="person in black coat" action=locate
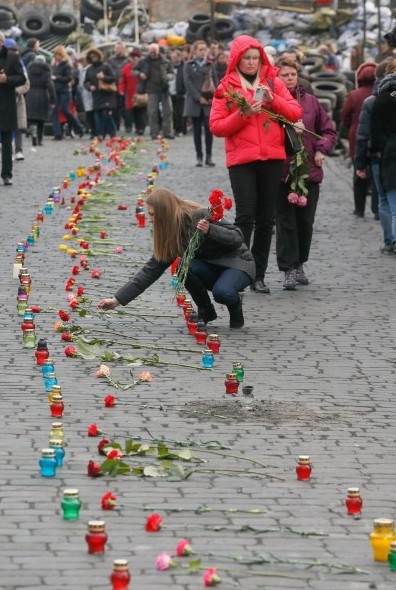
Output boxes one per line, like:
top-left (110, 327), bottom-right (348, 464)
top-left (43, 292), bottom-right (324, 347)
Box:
top-left (0, 31), bottom-right (26, 185)
top-left (98, 188), bottom-right (255, 328)
top-left (84, 47), bottom-right (117, 139)
top-left (50, 46), bottom-right (83, 140)
top-left (26, 55), bottom-right (55, 146)
top-left (370, 58), bottom-right (396, 251)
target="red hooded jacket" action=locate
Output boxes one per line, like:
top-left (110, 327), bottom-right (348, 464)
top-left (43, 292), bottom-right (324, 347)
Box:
top-left (209, 35), bottom-right (302, 167)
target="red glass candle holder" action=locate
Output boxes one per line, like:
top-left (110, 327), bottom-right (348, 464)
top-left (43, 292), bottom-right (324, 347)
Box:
top-left (50, 395), bottom-right (64, 418)
top-left (86, 521), bottom-right (108, 554)
top-left (176, 291), bottom-right (186, 306)
top-left (346, 487), bottom-right (363, 515)
top-left (110, 559), bottom-right (131, 590)
top-left (137, 212), bottom-right (146, 228)
top-left (225, 372), bottom-right (239, 394)
top-left (195, 329), bottom-right (207, 345)
top-left (207, 334), bottom-right (221, 354)
top-left (296, 456), bottom-right (312, 480)
top-left (187, 320), bottom-right (198, 335)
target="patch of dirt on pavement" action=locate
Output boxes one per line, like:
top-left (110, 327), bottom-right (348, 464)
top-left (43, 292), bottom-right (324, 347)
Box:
top-left (179, 398), bottom-right (341, 425)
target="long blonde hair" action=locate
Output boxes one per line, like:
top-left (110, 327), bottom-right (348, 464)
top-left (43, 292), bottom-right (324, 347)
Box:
top-left (53, 46), bottom-right (70, 62)
top-left (146, 189), bottom-right (201, 262)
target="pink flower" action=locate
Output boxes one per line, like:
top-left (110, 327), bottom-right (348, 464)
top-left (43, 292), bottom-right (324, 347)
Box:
top-left (138, 371), bottom-right (152, 382)
top-left (176, 539), bottom-right (193, 557)
top-left (287, 192), bottom-right (299, 204)
top-left (203, 568), bottom-right (221, 586)
top-left (114, 246), bottom-right (123, 254)
top-left (66, 293), bottom-right (74, 302)
top-left (298, 196), bottom-right (307, 207)
top-left (156, 551), bottom-right (175, 571)
top-left (95, 364), bottom-right (111, 377)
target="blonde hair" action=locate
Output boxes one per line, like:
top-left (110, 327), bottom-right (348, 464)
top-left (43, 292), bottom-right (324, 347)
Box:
top-left (53, 46), bottom-right (70, 62)
top-left (146, 189), bottom-right (201, 262)
top-left (190, 40), bottom-right (207, 60)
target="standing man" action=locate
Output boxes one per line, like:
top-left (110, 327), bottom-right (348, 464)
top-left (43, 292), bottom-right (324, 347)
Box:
top-left (0, 31), bottom-right (26, 186)
top-left (107, 42), bottom-right (129, 131)
top-left (21, 37), bottom-right (40, 69)
top-left (133, 43), bottom-right (175, 140)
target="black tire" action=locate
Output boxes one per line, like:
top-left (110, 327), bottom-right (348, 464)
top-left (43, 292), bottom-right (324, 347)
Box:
top-left (196, 23), bottom-right (211, 42)
top-left (188, 13), bottom-right (211, 33)
top-left (214, 18), bottom-right (235, 40)
top-left (311, 88), bottom-right (337, 109)
top-left (19, 12), bottom-right (50, 40)
top-left (310, 70), bottom-right (347, 85)
top-left (50, 12), bottom-right (78, 35)
top-left (317, 97), bottom-right (332, 113)
top-left (311, 80), bottom-right (347, 98)
top-left (0, 3), bottom-right (17, 21)
top-left (301, 55), bottom-right (325, 74)
top-left (0, 17), bottom-right (16, 29)
top-left (0, 9), bottom-right (16, 22)
top-left (185, 27), bottom-right (198, 44)
top-left (108, 0), bottom-right (130, 9)
top-left (81, 0), bottom-right (104, 19)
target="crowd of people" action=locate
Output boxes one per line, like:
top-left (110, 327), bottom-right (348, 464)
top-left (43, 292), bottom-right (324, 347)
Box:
top-left (1, 29), bottom-right (395, 327)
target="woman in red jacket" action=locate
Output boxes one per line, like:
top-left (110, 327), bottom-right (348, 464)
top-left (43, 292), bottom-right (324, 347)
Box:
top-left (119, 49), bottom-right (146, 135)
top-left (210, 35), bottom-right (301, 293)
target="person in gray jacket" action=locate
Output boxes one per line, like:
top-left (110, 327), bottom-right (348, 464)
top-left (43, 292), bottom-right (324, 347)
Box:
top-left (183, 40), bottom-right (216, 167)
top-left (98, 188), bottom-right (255, 328)
top-left (133, 44), bottom-right (175, 140)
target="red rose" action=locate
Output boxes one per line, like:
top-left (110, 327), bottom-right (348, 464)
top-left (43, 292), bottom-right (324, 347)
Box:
top-left (64, 345), bottom-right (77, 357)
top-left (104, 395), bottom-right (116, 408)
top-left (64, 223), bottom-right (71, 229)
top-left (209, 194), bottom-right (222, 206)
top-left (106, 449), bottom-right (122, 459)
top-left (87, 459), bottom-right (102, 477)
top-left (87, 423), bottom-right (101, 437)
top-left (65, 278), bottom-right (75, 291)
top-left (145, 513), bottom-right (163, 532)
top-left (210, 205), bottom-right (224, 222)
top-left (30, 305), bottom-right (41, 313)
top-left (224, 197), bottom-right (233, 210)
top-left (69, 299), bottom-right (79, 309)
top-left (72, 265), bottom-right (80, 275)
top-left (101, 491), bottom-right (117, 510)
top-left (100, 231), bottom-right (107, 239)
top-left (98, 439), bottom-right (110, 455)
top-left (91, 269), bottom-right (102, 279)
top-left (203, 568), bottom-right (221, 586)
top-left (117, 204), bottom-right (128, 210)
top-left (61, 333), bottom-right (73, 342)
top-left (59, 310), bottom-right (70, 322)
top-left (70, 196), bottom-right (76, 203)
top-left (81, 242), bottom-right (89, 250)
top-left (77, 286), bottom-right (84, 297)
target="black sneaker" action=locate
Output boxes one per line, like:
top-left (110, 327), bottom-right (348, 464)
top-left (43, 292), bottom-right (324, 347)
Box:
top-left (196, 157), bottom-right (203, 167)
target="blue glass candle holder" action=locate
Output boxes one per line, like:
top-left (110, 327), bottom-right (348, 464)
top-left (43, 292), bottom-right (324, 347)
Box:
top-left (202, 349), bottom-right (215, 369)
top-left (49, 440), bottom-right (65, 467)
top-left (39, 449), bottom-right (57, 477)
top-left (44, 373), bottom-right (58, 393)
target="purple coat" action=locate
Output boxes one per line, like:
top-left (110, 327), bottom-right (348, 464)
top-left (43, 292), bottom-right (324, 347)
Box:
top-left (281, 86), bottom-right (336, 184)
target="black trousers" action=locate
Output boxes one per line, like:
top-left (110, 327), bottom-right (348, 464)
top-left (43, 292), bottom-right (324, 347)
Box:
top-left (171, 94), bottom-right (185, 134)
top-left (1, 130), bottom-right (13, 180)
top-left (229, 159), bottom-right (283, 279)
top-left (191, 109), bottom-right (212, 159)
top-left (353, 169), bottom-right (378, 216)
top-left (276, 181), bottom-right (320, 272)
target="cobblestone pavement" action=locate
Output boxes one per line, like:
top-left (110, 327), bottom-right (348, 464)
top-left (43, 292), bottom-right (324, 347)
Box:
top-left (1, 132), bottom-right (396, 590)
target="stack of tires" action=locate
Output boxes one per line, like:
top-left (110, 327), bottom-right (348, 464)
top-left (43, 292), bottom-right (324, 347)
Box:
top-left (0, 3), bottom-right (17, 30)
top-left (3, 6), bottom-right (78, 39)
top-left (185, 13), bottom-right (235, 44)
top-left (302, 53), bottom-right (350, 127)
top-left (80, 0), bottom-right (132, 22)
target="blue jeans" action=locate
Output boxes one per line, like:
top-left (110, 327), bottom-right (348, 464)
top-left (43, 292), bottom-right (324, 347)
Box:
top-left (94, 109), bottom-right (117, 138)
top-left (371, 157), bottom-right (394, 245)
top-left (185, 260), bottom-right (251, 308)
top-left (51, 91), bottom-right (82, 138)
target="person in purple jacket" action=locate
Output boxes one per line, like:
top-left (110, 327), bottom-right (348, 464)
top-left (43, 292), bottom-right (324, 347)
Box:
top-left (275, 55), bottom-right (337, 289)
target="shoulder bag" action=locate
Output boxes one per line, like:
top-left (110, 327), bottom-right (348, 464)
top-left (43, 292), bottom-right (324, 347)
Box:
top-left (265, 77), bottom-right (302, 157)
top-left (201, 65), bottom-right (216, 100)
